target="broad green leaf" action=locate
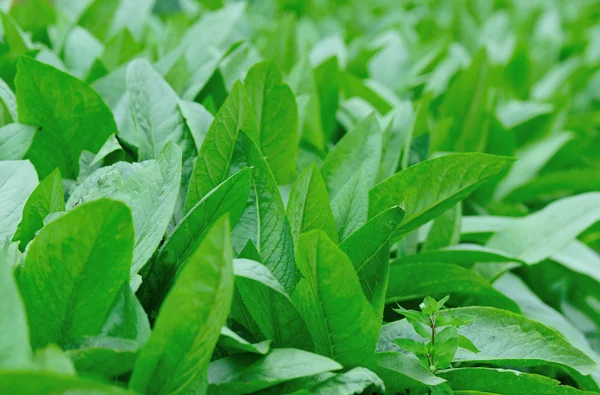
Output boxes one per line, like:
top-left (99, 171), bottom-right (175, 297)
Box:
top-left (453, 307), bottom-right (595, 375)
top-left (0, 160), bottom-right (37, 239)
top-left (68, 142), bottom-right (182, 274)
top-left (218, 327), bottom-right (271, 355)
top-left (287, 163), bottom-right (337, 244)
top-left (208, 348), bottom-right (342, 395)
top-left (374, 352), bottom-right (446, 391)
top-left (231, 133), bottom-right (296, 292)
top-left (552, 240), bottom-right (600, 283)
top-left (423, 203), bottom-right (461, 251)
top-left (62, 26), bottom-right (104, 79)
top-left (339, 206), bottom-right (404, 316)
top-left (126, 59), bottom-right (195, 161)
top-left (0, 371), bottom-right (129, 394)
top-left (0, 123), bottom-right (35, 160)
top-left (0, 243), bottom-right (31, 369)
top-left (18, 199), bottom-right (133, 349)
top-left (185, 82), bottom-right (258, 210)
top-left (494, 132), bottom-right (572, 201)
top-left (244, 60), bottom-right (298, 184)
top-left (293, 230), bottom-right (379, 368)
top-left (330, 167), bottom-right (368, 241)
top-left (440, 368), bottom-right (591, 395)
top-left (386, 262), bottom-right (520, 312)
top-left (13, 168), bottom-right (64, 251)
top-left (321, 113), bottom-right (382, 197)
top-left (65, 336), bottom-right (139, 378)
top-left (108, 0), bottom-right (154, 40)
top-left (369, 153), bottom-right (515, 235)
top-left (179, 100), bottom-right (214, 150)
top-left (477, 193), bottom-right (600, 279)
top-left (77, 0), bottom-right (119, 42)
top-left (139, 168), bottom-right (251, 314)
top-left (314, 56), bottom-right (340, 142)
top-left (234, 258), bottom-right (312, 350)
top-left (130, 216), bottom-right (234, 395)
top-left (396, 244), bottom-right (526, 266)
top-left (15, 56), bottom-right (117, 179)
top-left (99, 28), bottom-right (140, 71)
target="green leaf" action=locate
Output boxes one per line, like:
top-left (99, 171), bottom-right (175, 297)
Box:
top-left (293, 367), bottom-right (385, 395)
top-left (99, 28), bottom-right (140, 71)
top-left (208, 348), bottom-right (342, 395)
top-left (396, 244), bottom-right (527, 266)
top-left (13, 168), bottom-right (64, 251)
top-left (244, 60), bottom-right (298, 184)
top-left (0, 77), bottom-right (17, 122)
top-left (321, 113), bottom-right (382, 198)
top-left (0, 371), bottom-right (130, 394)
top-left (234, 258), bottom-right (312, 350)
top-left (218, 327), bottom-right (271, 355)
top-left (139, 168), bottom-right (251, 315)
top-left (293, 230), bottom-right (379, 368)
top-left (130, 216), bottom-right (234, 395)
top-left (433, 326), bottom-right (459, 370)
top-left (15, 56), bottom-right (117, 179)
top-left (0, 242), bottom-right (31, 369)
top-left (287, 163), bottom-right (337, 244)
top-left (62, 26), bottom-right (104, 79)
top-left (179, 100), bottom-right (214, 151)
top-left (369, 153), bottom-right (515, 235)
top-left (65, 336), bottom-right (139, 378)
top-left (231, 133), bottom-right (297, 293)
top-left (436, 50), bottom-right (494, 153)
top-left (18, 199), bottom-right (134, 349)
top-left (185, 81), bottom-right (258, 210)
top-left (126, 58), bottom-right (195, 161)
top-left (339, 206), bottom-right (404, 316)
top-left (374, 352), bottom-right (446, 391)
top-left (67, 142), bottom-right (182, 274)
top-left (386, 262), bottom-right (520, 312)
top-left (439, 368), bottom-right (592, 395)
top-left (477, 192), bottom-right (600, 279)
top-left (77, 0), bottom-right (119, 42)
top-left (331, 167), bottom-right (368, 241)
top-left (454, 307), bottom-right (596, 376)
top-left (423, 203), bottom-right (462, 251)
top-left (0, 123), bottom-right (35, 160)
top-left (0, 160), bottom-right (37, 239)
top-left (314, 56), bottom-right (340, 143)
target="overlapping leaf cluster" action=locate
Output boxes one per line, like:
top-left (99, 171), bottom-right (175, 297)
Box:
top-left (0, 0), bottom-right (599, 394)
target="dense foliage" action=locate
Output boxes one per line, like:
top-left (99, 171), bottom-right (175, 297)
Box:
top-left (1, 0), bottom-right (600, 394)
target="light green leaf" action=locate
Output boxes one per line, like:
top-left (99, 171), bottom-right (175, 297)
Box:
top-left (386, 262), bottom-right (520, 312)
top-left (126, 58), bottom-right (195, 161)
top-left (77, 0), bottom-right (119, 42)
top-left (18, 199), bottom-right (134, 349)
top-left (496, 100), bottom-right (554, 129)
top-left (374, 352), bottom-right (446, 391)
top-left (244, 60), bottom-right (298, 184)
top-left (287, 163), bottom-right (337, 244)
top-left (231, 133), bottom-right (297, 293)
top-left (0, 77), bottom-right (17, 122)
top-left (99, 27), bottom-right (140, 71)
top-left (423, 203), bottom-right (461, 251)
top-left (219, 327), bottom-right (271, 355)
top-left (65, 336), bottom-right (139, 378)
top-left (15, 56), bottom-right (117, 179)
top-left (139, 168), bottom-right (251, 314)
top-left (295, 367), bottom-right (385, 395)
top-left (396, 244), bottom-right (526, 266)
top-left (208, 348), bottom-right (342, 395)
top-left (0, 160), bottom-right (37, 240)
top-left (0, 242), bottom-right (31, 369)
top-left (234, 258), bottom-right (312, 350)
top-left (0, 123), bottom-right (35, 160)
top-left (293, 230), bottom-right (379, 368)
top-left (179, 100), bottom-right (214, 150)
top-left (13, 168), bottom-right (64, 251)
top-left (185, 82), bottom-right (258, 210)
top-left (62, 26), bottom-right (104, 79)
top-left (440, 368), bottom-right (591, 395)
top-left (369, 153), bottom-right (515, 235)
top-left (331, 167), bottom-right (368, 241)
top-left (130, 216), bottom-right (234, 395)
top-left (321, 113), bottom-right (382, 198)
top-left (339, 206), bottom-right (404, 316)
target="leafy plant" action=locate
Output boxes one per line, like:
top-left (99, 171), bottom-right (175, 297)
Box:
top-left (0, 0), bottom-right (599, 394)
